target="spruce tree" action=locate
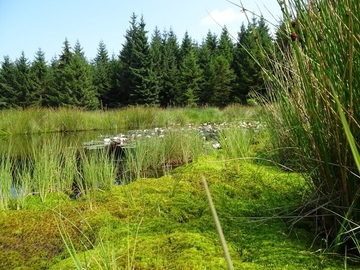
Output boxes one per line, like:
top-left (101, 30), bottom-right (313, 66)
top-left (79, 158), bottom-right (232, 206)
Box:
top-left (149, 27), bottom-right (163, 105)
top-left (211, 55), bottom-right (235, 107)
top-left (159, 29), bottom-right (180, 107)
top-left (179, 31), bottom-right (193, 62)
top-left (233, 22), bottom-right (254, 103)
top-left (204, 30), bottom-right (218, 53)
top-left (196, 32), bottom-right (218, 105)
top-left (248, 16), bottom-right (273, 97)
top-left (108, 53), bottom-right (123, 108)
top-left (179, 49), bottom-right (202, 106)
top-left (0, 56), bottom-right (17, 108)
top-left (56, 38), bottom-right (74, 106)
top-left (128, 15), bottom-right (158, 105)
top-left (14, 51), bottom-right (31, 107)
top-left (45, 56), bottom-right (62, 107)
top-left (93, 40), bottom-right (111, 108)
top-left (218, 26), bottom-right (234, 64)
top-left (70, 40), bottom-right (99, 109)
top-left (119, 13), bottom-right (138, 106)
top-left (28, 48), bottom-right (49, 106)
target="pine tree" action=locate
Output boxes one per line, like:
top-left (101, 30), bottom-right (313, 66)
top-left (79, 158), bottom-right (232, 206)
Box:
top-left (159, 29), bottom-right (180, 107)
top-left (93, 40), bottom-right (111, 108)
top-left (28, 48), bottom-right (49, 106)
top-left (0, 56), bottom-right (17, 108)
top-left (14, 51), bottom-right (31, 107)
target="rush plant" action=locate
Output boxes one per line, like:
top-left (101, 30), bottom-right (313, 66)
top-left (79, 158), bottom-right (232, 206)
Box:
top-left (264, 0), bottom-right (360, 254)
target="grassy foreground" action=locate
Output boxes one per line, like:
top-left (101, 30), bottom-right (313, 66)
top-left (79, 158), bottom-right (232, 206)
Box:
top-left (0, 153), bottom-right (347, 269)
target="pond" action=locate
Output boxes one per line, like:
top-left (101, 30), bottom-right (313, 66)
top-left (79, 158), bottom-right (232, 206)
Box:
top-left (0, 124), bottom-right (218, 203)
top-left (0, 121), bottom-right (259, 207)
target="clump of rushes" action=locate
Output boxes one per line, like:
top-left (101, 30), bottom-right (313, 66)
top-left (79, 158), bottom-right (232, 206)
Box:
top-left (120, 128), bottom-right (204, 183)
top-left (29, 136), bottom-right (71, 202)
top-left (264, 0), bottom-right (360, 254)
top-left (218, 125), bottom-right (255, 160)
top-left (0, 148), bottom-right (13, 210)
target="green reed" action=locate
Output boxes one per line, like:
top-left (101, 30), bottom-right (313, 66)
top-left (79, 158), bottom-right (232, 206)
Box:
top-left (81, 148), bottom-right (117, 193)
top-left (121, 129), bottom-right (205, 183)
top-left (218, 126), bottom-right (255, 160)
top-left (0, 149), bottom-right (13, 210)
top-left (29, 136), bottom-right (70, 202)
top-left (264, 0), bottom-right (360, 253)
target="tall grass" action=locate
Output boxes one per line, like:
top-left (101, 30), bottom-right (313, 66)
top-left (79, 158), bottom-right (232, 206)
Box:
top-left (264, 0), bottom-right (360, 253)
top-left (0, 148), bottom-right (13, 210)
top-left (0, 124), bottom-right (216, 207)
top-left (120, 129), bottom-right (205, 182)
top-left (218, 125), bottom-right (255, 159)
top-left (0, 105), bottom-right (259, 136)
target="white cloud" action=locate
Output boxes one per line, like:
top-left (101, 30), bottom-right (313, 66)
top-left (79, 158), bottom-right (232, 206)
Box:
top-left (200, 8), bottom-right (244, 26)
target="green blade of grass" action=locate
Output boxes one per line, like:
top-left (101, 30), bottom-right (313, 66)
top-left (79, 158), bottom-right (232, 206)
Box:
top-left (201, 174), bottom-right (233, 270)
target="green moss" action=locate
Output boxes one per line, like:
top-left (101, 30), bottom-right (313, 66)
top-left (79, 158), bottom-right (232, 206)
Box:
top-left (0, 154), bottom-right (350, 269)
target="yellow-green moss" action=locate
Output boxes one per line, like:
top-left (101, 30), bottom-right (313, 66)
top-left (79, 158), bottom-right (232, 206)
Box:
top-left (0, 155), bottom-right (348, 269)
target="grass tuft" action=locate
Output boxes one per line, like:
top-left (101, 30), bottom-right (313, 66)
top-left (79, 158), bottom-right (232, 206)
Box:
top-left (263, 0), bottom-right (360, 254)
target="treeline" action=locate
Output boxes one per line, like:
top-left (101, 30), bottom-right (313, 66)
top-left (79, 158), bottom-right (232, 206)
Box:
top-left (0, 13), bottom-right (274, 109)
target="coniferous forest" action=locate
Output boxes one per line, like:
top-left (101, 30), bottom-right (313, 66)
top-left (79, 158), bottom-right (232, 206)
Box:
top-left (0, 13), bottom-right (274, 109)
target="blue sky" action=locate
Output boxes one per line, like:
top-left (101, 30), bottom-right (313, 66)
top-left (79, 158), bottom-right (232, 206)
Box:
top-left (0, 0), bottom-right (282, 62)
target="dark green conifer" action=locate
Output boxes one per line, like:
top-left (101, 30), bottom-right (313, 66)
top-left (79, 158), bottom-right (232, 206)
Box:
top-left (108, 53), bottom-right (123, 108)
top-left (14, 51), bottom-right (31, 107)
top-left (218, 26), bottom-right (234, 63)
top-left (232, 17), bottom-right (272, 103)
top-left (179, 31), bottom-right (193, 62)
top-left (28, 48), bottom-right (49, 106)
top-left (179, 49), bottom-right (202, 106)
top-left (204, 30), bottom-right (218, 53)
top-left (128, 15), bottom-right (159, 105)
top-left (56, 38), bottom-right (74, 106)
top-left (45, 56), bottom-right (62, 107)
top-left (159, 29), bottom-right (180, 107)
top-left (149, 27), bottom-right (163, 105)
top-left (93, 40), bottom-right (111, 108)
top-left (119, 13), bottom-right (138, 106)
top-left (70, 40), bottom-right (99, 109)
top-left (0, 56), bottom-right (17, 108)
top-left (211, 55), bottom-right (235, 107)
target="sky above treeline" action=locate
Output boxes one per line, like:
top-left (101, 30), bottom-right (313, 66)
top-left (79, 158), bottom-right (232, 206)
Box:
top-left (0, 0), bottom-right (282, 61)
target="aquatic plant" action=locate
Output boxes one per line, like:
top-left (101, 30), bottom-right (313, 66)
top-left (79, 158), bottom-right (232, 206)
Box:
top-left (0, 149), bottom-right (13, 210)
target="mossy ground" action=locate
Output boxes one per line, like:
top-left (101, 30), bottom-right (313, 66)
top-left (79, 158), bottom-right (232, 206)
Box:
top-left (0, 154), bottom-right (348, 269)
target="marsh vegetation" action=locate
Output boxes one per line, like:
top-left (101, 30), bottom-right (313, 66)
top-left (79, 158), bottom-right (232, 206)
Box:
top-left (1, 0), bottom-right (360, 268)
